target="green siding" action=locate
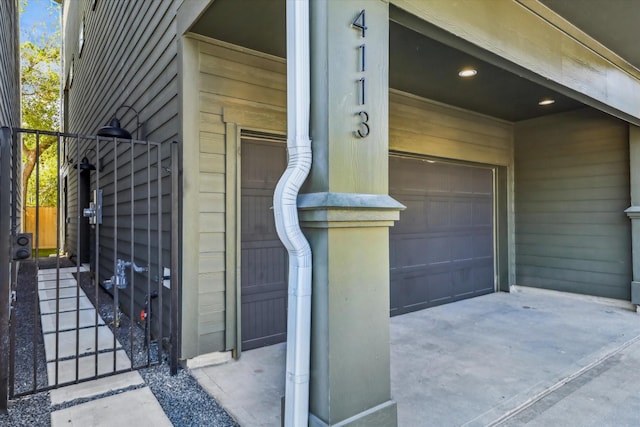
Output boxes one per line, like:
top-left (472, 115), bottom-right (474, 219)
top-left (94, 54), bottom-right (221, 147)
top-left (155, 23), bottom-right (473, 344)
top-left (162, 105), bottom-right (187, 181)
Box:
top-left (515, 109), bottom-right (631, 300)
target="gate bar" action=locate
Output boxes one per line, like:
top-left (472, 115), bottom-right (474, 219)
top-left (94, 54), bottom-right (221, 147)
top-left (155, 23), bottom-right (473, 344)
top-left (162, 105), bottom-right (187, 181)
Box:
top-left (129, 137), bottom-right (134, 369)
top-left (32, 131), bottom-right (41, 391)
top-left (157, 143), bottom-right (163, 366)
top-left (94, 135), bottom-right (101, 377)
top-left (170, 141), bottom-right (179, 375)
top-left (0, 127), bottom-right (12, 413)
top-left (8, 128), bottom-right (20, 398)
top-left (145, 142), bottom-right (152, 366)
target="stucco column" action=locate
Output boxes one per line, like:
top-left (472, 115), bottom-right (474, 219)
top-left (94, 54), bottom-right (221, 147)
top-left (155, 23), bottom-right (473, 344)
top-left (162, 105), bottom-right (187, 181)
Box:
top-left (625, 125), bottom-right (640, 308)
top-left (301, 1), bottom-right (402, 425)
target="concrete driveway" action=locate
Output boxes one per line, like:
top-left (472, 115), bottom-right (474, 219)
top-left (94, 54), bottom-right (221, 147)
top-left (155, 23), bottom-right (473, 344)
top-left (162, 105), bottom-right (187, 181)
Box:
top-left (192, 288), bottom-right (640, 426)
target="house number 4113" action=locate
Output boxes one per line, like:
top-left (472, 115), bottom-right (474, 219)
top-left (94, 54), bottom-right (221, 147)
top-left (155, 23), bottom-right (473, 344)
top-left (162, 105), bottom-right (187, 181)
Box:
top-left (352, 9), bottom-right (370, 139)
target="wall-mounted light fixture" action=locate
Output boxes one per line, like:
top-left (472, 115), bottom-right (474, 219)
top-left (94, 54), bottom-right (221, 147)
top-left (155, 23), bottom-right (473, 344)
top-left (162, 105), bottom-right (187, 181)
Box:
top-left (96, 105), bottom-right (142, 140)
top-left (72, 147), bottom-right (102, 172)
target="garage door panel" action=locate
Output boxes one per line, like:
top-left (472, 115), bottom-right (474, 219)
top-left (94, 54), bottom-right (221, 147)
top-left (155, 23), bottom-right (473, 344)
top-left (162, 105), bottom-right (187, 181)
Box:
top-left (241, 294), bottom-right (287, 350)
top-left (451, 234), bottom-right (475, 260)
top-left (427, 271), bottom-right (454, 304)
top-left (473, 265), bottom-right (495, 292)
top-left (241, 246), bottom-right (287, 284)
top-left (401, 271), bottom-right (434, 307)
top-left (427, 200), bottom-right (451, 228)
top-left (391, 270), bottom-right (452, 314)
top-left (393, 198), bottom-right (427, 233)
top-left (392, 237), bottom-right (428, 268)
top-left (473, 168), bottom-right (494, 193)
top-left (473, 233), bottom-right (493, 257)
top-left (241, 139), bottom-right (288, 350)
top-left (451, 201), bottom-right (474, 226)
top-left (390, 155), bottom-right (495, 315)
top-left (451, 166), bottom-right (474, 193)
top-left (474, 200), bottom-right (493, 225)
top-left (241, 194), bottom-right (278, 237)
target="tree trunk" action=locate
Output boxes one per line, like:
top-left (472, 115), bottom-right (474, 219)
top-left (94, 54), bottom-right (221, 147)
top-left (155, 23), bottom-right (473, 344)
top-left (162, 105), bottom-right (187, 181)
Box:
top-left (22, 139), bottom-right (55, 212)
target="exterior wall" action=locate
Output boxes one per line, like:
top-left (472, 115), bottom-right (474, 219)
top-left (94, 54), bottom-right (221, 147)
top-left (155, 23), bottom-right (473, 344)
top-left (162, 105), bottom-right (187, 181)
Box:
top-left (62, 0), bottom-right (183, 335)
top-left (182, 35), bottom-right (516, 357)
top-left (63, 0), bottom-right (181, 138)
top-left (514, 109), bottom-right (632, 300)
top-left (389, 91), bottom-right (512, 166)
top-left (181, 35), bottom-right (286, 358)
top-left (0, 0), bottom-right (20, 129)
top-left (0, 0), bottom-right (21, 231)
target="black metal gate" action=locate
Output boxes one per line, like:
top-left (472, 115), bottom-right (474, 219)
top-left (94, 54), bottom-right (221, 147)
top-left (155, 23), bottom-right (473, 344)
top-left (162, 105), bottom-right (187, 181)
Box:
top-left (0, 127), bottom-right (179, 410)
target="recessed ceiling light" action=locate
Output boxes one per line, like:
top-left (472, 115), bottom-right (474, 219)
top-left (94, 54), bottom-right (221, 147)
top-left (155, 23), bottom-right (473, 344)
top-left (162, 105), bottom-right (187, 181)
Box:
top-left (458, 68), bottom-right (477, 78)
top-left (538, 98), bottom-right (555, 106)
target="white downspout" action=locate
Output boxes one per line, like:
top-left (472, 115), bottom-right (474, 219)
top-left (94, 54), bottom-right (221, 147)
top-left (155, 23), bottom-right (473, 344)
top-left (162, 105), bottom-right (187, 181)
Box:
top-left (274, 0), bottom-right (312, 426)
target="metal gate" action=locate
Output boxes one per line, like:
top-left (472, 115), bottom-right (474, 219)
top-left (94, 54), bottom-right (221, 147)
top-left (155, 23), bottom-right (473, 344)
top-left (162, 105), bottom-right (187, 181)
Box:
top-left (0, 127), bottom-right (179, 409)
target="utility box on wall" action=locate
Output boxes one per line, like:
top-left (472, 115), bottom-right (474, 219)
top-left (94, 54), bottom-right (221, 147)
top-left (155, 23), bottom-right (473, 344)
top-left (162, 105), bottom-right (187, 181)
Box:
top-left (13, 233), bottom-right (32, 260)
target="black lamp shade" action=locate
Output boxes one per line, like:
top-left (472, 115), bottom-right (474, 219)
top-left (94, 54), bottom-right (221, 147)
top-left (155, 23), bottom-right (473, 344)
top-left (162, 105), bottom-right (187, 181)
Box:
top-left (97, 117), bottom-right (132, 139)
top-left (74, 156), bottom-right (96, 171)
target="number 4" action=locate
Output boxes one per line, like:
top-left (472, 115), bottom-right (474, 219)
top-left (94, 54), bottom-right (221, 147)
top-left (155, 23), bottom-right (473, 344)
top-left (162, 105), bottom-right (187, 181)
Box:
top-left (352, 9), bottom-right (366, 38)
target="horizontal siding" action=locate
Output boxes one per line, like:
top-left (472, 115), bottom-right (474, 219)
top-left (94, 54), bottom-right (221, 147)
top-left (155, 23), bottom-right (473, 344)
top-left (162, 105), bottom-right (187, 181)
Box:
top-left (514, 109), bottom-right (631, 300)
top-left (0, 0), bottom-right (20, 242)
top-left (389, 90), bottom-right (513, 166)
top-left (193, 37), bottom-right (286, 355)
top-left (0, 0), bottom-right (19, 128)
top-left (62, 1), bottom-right (181, 345)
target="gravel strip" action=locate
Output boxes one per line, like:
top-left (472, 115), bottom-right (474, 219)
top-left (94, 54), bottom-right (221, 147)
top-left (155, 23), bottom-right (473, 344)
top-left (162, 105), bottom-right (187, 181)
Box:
top-left (0, 258), bottom-right (67, 427)
top-left (11, 259), bottom-right (54, 395)
top-left (140, 364), bottom-right (239, 427)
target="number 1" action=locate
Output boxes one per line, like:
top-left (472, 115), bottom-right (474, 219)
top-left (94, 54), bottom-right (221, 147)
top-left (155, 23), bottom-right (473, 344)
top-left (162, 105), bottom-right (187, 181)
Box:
top-left (358, 44), bottom-right (365, 72)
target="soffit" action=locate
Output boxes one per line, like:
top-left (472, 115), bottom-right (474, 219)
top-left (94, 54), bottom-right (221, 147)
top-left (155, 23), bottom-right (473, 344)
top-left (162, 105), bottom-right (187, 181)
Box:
top-left (192, 0), bottom-right (586, 122)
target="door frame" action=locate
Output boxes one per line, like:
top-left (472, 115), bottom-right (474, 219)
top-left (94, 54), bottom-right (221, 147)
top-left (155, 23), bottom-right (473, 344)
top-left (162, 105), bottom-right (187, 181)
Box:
top-left (229, 127), bottom-right (287, 358)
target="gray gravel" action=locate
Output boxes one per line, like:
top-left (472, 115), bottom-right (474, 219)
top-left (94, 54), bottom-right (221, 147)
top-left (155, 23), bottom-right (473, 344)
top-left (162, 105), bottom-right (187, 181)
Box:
top-left (140, 364), bottom-right (239, 427)
top-left (1, 257), bottom-right (239, 427)
top-left (0, 392), bottom-right (51, 427)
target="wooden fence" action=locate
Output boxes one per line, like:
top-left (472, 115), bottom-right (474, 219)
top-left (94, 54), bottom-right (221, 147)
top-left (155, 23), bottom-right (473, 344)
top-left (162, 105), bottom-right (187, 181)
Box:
top-left (24, 206), bottom-right (58, 249)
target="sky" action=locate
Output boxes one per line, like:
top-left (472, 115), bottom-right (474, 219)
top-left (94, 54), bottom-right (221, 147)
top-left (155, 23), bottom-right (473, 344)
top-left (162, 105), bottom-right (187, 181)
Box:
top-left (20, 0), bottom-right (60, 43)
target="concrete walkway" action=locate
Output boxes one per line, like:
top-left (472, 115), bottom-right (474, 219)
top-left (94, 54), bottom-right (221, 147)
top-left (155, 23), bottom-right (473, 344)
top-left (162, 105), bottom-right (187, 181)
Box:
top-left (192, 288), bottom-right (640, 426)
top-left (38, 266), bottom-right (172, 427)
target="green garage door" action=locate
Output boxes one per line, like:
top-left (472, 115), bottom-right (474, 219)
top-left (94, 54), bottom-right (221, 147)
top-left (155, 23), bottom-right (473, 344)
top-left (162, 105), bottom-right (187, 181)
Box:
top-left (389, 155), bottom-right (495, 315)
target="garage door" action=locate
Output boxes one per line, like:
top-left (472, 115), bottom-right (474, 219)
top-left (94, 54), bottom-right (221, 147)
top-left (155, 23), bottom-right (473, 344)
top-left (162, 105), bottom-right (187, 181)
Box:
top-left (241, 139), bottom-right (288, 350)
top-left (389, 155), bottom-right (495, 315)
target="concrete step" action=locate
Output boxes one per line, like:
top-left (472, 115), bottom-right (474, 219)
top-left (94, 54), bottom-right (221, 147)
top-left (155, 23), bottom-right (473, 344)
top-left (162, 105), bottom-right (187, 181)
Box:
top-left (49, 371), bottom-right (145, 406)
top-left (43, 326), bottom-right (121, 362)
top-left (46, 349), bottom-right (131, 386)
top-left (50, 386), bottom-right (172, 427)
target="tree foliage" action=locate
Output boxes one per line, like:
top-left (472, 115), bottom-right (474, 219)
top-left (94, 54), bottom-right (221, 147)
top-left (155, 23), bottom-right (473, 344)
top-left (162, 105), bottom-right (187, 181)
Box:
top-left (21, 1), bottom-right (61, 207)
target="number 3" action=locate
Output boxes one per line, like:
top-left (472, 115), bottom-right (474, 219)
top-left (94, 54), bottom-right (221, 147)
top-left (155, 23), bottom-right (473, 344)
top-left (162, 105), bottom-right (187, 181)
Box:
top-left (354, 111), bottom-right (370, 138)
